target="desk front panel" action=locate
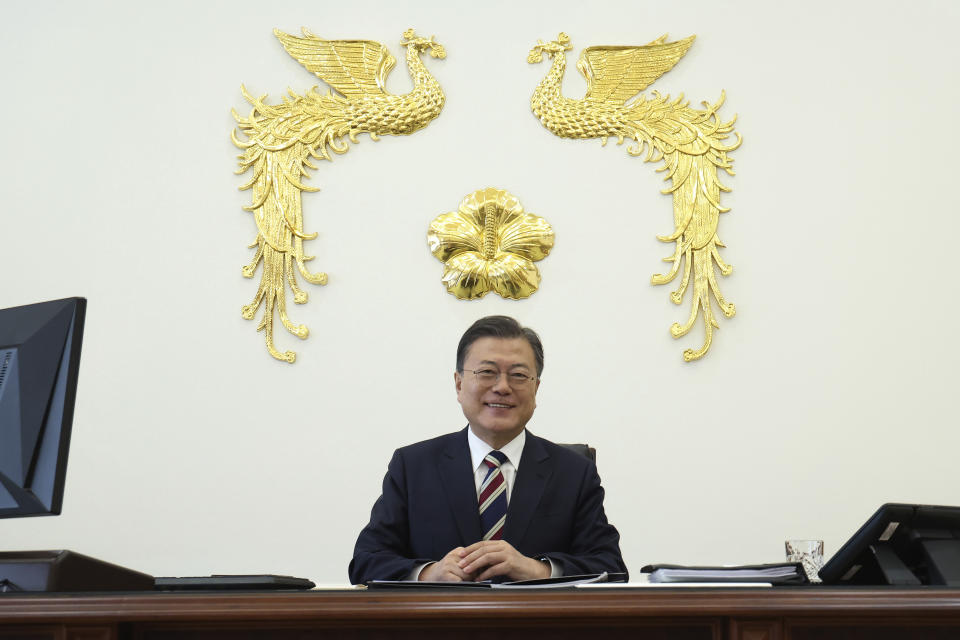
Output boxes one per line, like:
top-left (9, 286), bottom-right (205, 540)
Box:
top-left (1, 588), bottom-right (959, 640)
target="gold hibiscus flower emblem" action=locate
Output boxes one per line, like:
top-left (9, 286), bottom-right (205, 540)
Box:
top-left (428, 188), bottom-right (555, 299)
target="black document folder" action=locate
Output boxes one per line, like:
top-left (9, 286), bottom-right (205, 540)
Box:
top-left (155, 575), bottom-right (316, 591)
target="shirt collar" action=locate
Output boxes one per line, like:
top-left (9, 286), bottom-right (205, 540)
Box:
top-left (467, 427), bottom-right (526, 471)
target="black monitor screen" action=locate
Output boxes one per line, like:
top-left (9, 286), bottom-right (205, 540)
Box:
top-left (0, 297), bottom-right (85, 519)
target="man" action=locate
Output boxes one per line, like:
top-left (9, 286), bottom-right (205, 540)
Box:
top-left (348, 316), bottom-right (626, 583)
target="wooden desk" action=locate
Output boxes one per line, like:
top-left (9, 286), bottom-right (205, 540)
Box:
top-left (2, 587), bottom-right (960, 640)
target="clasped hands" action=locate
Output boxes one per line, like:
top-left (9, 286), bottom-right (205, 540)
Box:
top-left (418, 540), bottom-right (550, 582)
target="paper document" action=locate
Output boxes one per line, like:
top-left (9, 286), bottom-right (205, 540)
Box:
top-left (577, 582), bottom-right (772, 588)
top-left (367, 572), bottom-right (612, 589)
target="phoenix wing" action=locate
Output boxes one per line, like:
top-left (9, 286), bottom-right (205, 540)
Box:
top-left (577, 35), bottom-right (695, 105)
top-left (273, 27), bottom-right (396, 98)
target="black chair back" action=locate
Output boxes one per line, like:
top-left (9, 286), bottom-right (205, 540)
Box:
top-left (557, 443), bottom-right (596, 463)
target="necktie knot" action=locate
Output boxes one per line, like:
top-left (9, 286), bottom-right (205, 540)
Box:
top-left (484, 450), bottom-right (508, 470)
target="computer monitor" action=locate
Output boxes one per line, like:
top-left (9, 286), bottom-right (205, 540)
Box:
top-left (819, 503), bottom-right (960, 586)
top-left (0, 298), bottom-right (156, 592)
top-left (0, 297), bottom-right (85, 519)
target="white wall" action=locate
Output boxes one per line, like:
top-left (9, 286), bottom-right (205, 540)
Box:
top-left (2, 0), bottom-right (958, 584)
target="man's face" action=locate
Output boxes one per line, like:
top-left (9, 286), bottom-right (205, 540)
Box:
top-left (455, 336), bottom-right (540, 449)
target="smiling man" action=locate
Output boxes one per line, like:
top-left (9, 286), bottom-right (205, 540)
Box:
top-left (348, 316), bottom-right (627, 584)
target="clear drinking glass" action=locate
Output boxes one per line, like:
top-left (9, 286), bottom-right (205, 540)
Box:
top-left (785, 539), bottom-right (824, 583)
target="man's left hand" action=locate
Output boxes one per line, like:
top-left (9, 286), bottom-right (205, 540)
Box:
top-left (458, 540), bottom-right (551, 582)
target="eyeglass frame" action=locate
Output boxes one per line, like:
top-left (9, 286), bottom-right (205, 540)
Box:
top-left (461, 367), bottom-right (538, 388)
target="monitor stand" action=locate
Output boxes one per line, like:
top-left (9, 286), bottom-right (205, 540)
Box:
top-left (0, 550), bottom-right (154, 592)
top-left (919, 539), bottom-right (960, 586)
top-left (871, 542), bottom-right (922, 585)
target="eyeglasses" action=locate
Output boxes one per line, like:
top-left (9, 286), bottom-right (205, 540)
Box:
top-left (463, 368), bottom-right (538, 387)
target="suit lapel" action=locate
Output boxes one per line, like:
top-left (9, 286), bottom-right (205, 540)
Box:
top-left (503, 432), bottom-right (552, 544)
top-left (437, 428), bottom-right (483, 545)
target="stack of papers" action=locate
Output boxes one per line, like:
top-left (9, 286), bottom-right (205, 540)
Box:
top-left (641, 563), bottom-right (807, 585)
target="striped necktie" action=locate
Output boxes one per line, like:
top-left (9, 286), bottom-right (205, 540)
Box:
top-left (479, 450), bottom-right (509, 541)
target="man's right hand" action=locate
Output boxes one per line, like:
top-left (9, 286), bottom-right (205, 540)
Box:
top-left (418, 547), bottom-right (475, 582)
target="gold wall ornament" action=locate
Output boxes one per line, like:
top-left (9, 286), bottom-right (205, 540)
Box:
top-left (428, 188), bottom-right (554, 300)
top-left (232, 28), bottom-right (447, 363)
top-left (528, 33), bottom-right (741, 361)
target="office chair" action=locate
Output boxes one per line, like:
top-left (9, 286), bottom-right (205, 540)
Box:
top-left (557, 443), bottom-right (596, 463)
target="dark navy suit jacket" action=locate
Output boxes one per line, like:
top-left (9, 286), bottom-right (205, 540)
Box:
top-left (348, 428), bottom-right (627, 583)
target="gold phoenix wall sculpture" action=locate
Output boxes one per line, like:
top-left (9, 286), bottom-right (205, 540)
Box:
top-left (528, 33), bottom-right (741, 361)
top-left (232, 29), bottom-right (446, 362)
top-left (428, 187), bottom-right (555, 299)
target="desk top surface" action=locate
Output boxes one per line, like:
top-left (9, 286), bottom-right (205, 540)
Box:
top-left (3, 587), bottom-right (960, 623)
